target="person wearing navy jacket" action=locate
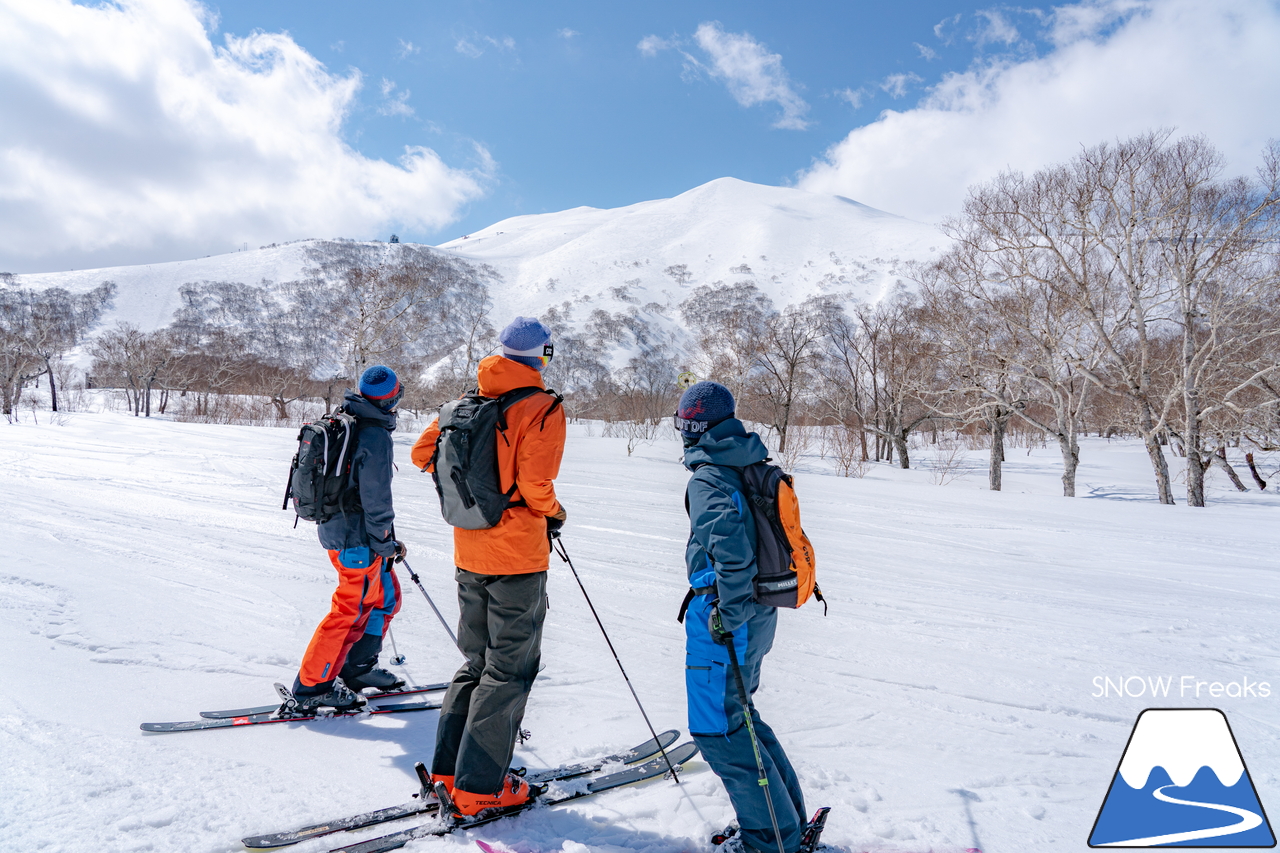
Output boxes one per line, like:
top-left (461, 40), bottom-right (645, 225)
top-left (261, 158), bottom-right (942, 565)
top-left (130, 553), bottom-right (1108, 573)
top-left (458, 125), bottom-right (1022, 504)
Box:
top-left (676, 381), bottom-right (806, 853)
top-left (290, 365), bottom-right (407, 713)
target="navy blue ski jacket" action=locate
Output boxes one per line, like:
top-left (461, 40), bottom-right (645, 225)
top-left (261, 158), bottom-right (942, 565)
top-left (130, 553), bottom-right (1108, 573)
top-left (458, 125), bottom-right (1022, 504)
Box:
top-left (317, 391), bottom-right (398, 560)
top-left (681, 418), bottom-right (780, 737)
top-left (682, 418), bottom-right (770, 633)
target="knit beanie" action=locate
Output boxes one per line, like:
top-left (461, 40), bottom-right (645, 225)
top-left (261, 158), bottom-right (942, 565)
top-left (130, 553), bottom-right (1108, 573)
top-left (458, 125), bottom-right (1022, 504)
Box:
top-left (500, 316), bottom-right (554, 371)
top-left (675, 381), bottom-right (735, 439)
top-left (359, 365), bottom-right (403, 409)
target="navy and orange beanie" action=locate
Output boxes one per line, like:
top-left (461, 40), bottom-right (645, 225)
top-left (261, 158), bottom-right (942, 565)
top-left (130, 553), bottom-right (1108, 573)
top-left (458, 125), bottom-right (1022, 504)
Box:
top-left (359, 365), bottom-right (403, 409)
top-left (675, 381), bottom-right (735, 440)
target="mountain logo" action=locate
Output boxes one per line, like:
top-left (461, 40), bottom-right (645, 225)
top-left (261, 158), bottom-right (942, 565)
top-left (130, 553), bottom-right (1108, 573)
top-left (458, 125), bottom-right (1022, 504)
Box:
top-left (1089, 708), bottom-right (1275, 847)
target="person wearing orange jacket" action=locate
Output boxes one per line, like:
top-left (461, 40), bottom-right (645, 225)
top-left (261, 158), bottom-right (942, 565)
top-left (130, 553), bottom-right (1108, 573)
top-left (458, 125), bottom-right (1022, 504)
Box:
top-left (410, 316), bottom-right (566, 819)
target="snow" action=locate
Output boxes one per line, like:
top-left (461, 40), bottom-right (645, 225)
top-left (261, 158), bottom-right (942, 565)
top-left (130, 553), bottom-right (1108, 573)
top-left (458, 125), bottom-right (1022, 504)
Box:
top-left (436, 178), bottom-right (942, 321)
top-left (3, 412), bottom-right (1279, 853)
top-left (8, 179), bottom-right (943, 338)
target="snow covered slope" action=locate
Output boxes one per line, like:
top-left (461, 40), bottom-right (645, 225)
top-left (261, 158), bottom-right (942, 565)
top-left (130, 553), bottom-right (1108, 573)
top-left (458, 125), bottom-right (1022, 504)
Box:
top-left (3, 413), bottom-right (1278, 853)
top-left (15, 241), bottom-right (321, 333)
top-left (10, 178), bottom-right (942, 336)
top-left (440, 177), bottom-right (943, 321)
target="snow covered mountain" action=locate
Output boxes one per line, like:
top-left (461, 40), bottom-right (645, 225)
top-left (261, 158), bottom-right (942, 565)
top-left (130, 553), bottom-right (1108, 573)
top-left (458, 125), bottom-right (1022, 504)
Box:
top-left (437, 177), bottom-right (944, 321)
top-left (12, 178), bottom-right (943, 335)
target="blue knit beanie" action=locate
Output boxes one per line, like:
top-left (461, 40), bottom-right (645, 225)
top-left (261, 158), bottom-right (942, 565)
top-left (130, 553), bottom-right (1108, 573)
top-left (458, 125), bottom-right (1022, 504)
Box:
top-left (500, 316), bottom-right (554, 371)
top-left (359, 365), bottom-right (403, 409)
top-left (675, 381), bottom-right (735, 439)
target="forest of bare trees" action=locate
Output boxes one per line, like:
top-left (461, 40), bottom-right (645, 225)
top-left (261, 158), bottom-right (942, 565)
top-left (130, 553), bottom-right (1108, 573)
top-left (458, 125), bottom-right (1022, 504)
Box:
top-left (6, 132), bottom-right (1278, 507)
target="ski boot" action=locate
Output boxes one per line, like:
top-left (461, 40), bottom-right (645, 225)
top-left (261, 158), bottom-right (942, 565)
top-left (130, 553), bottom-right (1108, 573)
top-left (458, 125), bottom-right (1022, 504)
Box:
top-left (345, 668), bottom-right (406, 692)
top-left (436, 773), bottom-right (547, 824)
top-left (276, 680), bottom-right (366, 716)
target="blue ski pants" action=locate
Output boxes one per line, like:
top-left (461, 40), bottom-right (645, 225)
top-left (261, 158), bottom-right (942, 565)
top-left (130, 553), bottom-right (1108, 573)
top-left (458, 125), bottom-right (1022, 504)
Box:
top-left (685, 593), bottom-right (806, 853)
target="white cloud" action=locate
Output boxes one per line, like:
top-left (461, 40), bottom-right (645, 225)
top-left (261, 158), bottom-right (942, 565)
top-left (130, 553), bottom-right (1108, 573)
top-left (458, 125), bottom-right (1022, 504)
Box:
top-left (880, 72), bottom-right (923, 99)
top-left (455, 37), bottom-right (483, 58)
top-left (836, 87), bottom-right (866, 109)
top-left (378, 79), bottom-right (414, 117)
top-left (915, 42), bottom-right (939, 60)
top-left (935, 13), bottom-right (962, 43)
top-left (397, 38), bottom-right (419, 59)
top-left (558, 28), bottom-right (580, 40)
top-left (0, 0), bottom-right (490, 270)
top-left (692, 22), bottom-right (810, 130)
top-left (799, 0), bottom-right (1280, 223)
top-left (456, 32), bottom-right (516, 58)
top-left (637, 34), bottom-right (672, 57)
top-left (972, 9), bottom-right (1022, 47)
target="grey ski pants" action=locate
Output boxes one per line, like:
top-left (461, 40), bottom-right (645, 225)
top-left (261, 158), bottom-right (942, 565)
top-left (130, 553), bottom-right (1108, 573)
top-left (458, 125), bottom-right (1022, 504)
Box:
top-left (431, 568), bottom-right (547, 795)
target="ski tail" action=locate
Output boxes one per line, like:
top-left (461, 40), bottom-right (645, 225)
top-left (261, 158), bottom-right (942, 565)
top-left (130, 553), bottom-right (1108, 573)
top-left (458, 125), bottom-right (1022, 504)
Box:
top-left (330, 742), bottom-right (700, 853)
top-left (241, 731), bottom-right (681, 849)
top-left (798, 806), bottom-right (831, 853)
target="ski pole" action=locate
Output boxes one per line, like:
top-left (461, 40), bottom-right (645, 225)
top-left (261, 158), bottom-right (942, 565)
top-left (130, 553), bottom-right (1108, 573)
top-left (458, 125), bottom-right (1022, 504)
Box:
top-left (386, 625), bottom-right (406, 666)
top-left (551, 533), bottom-right (681, 783)
top-left (396, 560), bottom-right (460, 650)
top-left (714, 605), bottom-right (787, 853)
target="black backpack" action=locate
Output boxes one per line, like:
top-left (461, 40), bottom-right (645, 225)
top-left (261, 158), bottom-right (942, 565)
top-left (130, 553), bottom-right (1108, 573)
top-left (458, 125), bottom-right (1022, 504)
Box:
top-left (430, 386), bottom-right (560, 530)
top-left (283, 410), bottom-right (359, 524)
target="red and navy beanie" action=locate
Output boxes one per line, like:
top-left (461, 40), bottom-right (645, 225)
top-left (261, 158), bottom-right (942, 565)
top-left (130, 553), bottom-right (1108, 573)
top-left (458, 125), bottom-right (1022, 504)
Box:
top-left (359, 365), bottom-right (403, 409)
top-left (675, 381), bottom-right (735, 439)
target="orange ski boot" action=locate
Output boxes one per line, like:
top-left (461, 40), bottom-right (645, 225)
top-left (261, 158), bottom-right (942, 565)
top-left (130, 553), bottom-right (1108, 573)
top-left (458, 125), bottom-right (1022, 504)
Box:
top-left (447, 773), bottom-right (541, 820)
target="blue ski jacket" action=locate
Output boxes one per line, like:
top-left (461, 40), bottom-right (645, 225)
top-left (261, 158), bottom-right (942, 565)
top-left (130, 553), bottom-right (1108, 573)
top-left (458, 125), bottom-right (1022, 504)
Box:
top-left (681, 418), bottom-right (778, 737)
top-left (318, 391), bottom-right (398, 562)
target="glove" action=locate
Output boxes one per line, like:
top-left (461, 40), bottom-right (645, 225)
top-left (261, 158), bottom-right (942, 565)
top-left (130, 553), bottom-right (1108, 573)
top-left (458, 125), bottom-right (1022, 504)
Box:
top-left (391, 540), bottom-right (408, 564)
top-left (708, 608), bottom-right (733, 646)
top-left (546, 505), bottom-right (567, 536)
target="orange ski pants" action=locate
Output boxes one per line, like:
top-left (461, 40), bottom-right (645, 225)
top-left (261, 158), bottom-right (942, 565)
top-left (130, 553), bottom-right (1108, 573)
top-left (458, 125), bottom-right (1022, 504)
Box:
top-left (298, 551), bottom-right (400, 687)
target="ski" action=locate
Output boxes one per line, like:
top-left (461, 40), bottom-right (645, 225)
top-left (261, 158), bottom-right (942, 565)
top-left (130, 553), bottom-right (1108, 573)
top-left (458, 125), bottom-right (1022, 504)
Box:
top-left (201, 682), bottom-right (449, 719)
top-left (329, 741), bottom-right (699, 853)
top-left (240, 729), bottom-right (682, 849)
top-left (140, 700), bottom-right (440, 733)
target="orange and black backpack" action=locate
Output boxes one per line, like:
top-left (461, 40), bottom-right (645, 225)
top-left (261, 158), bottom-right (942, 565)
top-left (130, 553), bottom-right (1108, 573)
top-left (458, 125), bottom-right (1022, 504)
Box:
top-left (738, 462), bottom-right (825, 611)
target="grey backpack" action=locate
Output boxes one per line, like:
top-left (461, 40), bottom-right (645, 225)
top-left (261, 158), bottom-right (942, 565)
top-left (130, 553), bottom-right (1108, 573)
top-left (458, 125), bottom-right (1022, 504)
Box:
top-left (284, 409), bottom-right (358, 524)
top-left (430, 386), bottom-right (559, 529)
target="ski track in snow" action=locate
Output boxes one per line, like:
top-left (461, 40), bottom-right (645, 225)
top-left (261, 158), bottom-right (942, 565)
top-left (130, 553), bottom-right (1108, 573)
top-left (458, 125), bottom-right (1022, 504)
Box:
top-left (2, 413), bottom-right (1279, 853)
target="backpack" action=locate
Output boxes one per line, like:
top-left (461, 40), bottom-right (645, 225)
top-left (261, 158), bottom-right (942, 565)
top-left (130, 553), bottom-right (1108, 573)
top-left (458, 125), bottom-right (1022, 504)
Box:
top-left (282, 410), bottom-right (359, 524)
top-left (737, 462), bottom-right (824, 611)
top-left (430, 386), bottom-right (561, 530)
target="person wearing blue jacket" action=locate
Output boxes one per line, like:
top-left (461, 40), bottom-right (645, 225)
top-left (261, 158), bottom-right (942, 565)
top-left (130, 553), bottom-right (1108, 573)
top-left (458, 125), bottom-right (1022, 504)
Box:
top-left (676, 381), bottom-right (806, 853)
top-left (290, 365), bottom-right (408, 713)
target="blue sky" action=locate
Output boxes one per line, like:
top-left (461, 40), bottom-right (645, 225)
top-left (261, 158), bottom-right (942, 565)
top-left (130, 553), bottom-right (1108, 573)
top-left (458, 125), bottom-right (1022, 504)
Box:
top-left (205, 1), bottom-right (1012, 241)
top-left (1, 0), bottom-right (1279, 271)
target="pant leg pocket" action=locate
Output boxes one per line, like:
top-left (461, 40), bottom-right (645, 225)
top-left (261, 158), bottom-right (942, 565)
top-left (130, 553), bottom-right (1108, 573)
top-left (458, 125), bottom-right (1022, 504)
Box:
top-left (685, 654), bottom-right (729, 736)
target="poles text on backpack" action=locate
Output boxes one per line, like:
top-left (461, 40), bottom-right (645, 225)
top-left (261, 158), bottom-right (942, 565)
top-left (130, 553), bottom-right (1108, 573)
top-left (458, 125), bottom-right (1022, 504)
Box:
top-left (396, 559), bottom-right (460, 651)
top-left (550, 533), bottom-right (681, 784)
top-left (713, 605), bottom-right (787, 853)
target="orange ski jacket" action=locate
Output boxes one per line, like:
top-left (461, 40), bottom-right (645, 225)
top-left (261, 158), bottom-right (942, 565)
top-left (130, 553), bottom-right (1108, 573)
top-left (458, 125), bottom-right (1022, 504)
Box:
top-left (411, 355), bottom-right (566, 575)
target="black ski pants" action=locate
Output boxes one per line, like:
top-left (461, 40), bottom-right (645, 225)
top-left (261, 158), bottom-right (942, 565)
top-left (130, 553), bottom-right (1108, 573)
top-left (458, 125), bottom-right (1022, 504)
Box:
top-left (431, 568), bottom-right (547, 795)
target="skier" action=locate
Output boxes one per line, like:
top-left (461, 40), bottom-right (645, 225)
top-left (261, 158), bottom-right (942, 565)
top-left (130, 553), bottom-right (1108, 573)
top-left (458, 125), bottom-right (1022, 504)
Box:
top-left (675, 381), bottom-right (807, 853)
top-left (410, 316), bottom-right (567, 819)
top-left (290, 365), bottom-right (407, 713)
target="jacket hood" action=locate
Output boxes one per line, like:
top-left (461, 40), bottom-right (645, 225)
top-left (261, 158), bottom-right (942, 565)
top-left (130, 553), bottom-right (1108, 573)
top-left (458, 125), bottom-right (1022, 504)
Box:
top-left (477, 354), bottom-right (547, 397)
top-left (682, 418), bottom-right (769, 470)
top-left (343, 389), bottom-right (397, 431)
